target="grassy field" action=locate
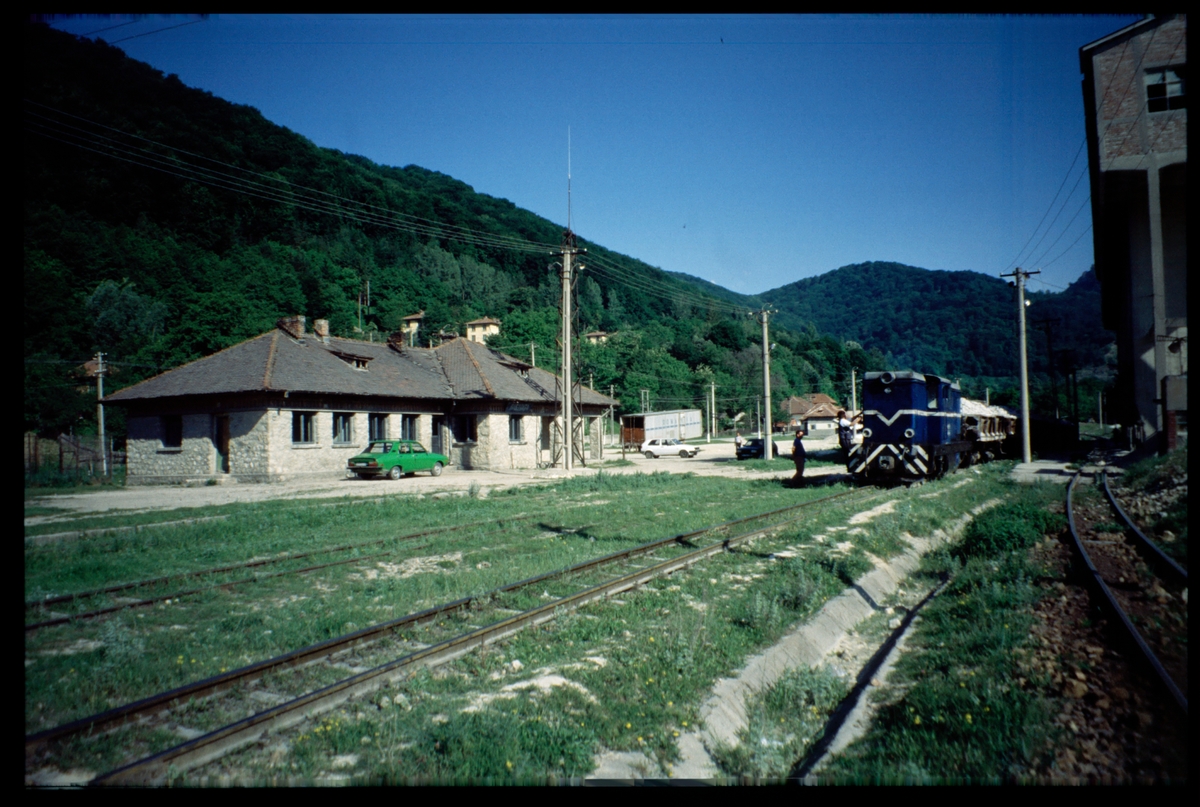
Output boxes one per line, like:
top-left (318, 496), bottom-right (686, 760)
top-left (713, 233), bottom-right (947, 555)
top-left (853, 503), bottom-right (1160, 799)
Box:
top-left (26, 465), bottom-right (1025, 781)
top-left (810, 485), bottom-right (1070, 782)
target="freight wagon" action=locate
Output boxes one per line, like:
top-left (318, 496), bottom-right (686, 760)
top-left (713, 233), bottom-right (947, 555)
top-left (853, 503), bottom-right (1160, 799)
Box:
top-left (620, 410), bottom-right (703, 450)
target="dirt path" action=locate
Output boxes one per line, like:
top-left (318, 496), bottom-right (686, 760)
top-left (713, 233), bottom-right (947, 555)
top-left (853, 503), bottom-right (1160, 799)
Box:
top-left (26, 438), bottom-right (849, 526)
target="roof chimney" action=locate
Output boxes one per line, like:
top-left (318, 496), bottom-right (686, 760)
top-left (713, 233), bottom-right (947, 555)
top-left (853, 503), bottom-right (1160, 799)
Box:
top-left (277, 315), bottom-right (306, 339)
top-left (313, 319), bottom-right (330, 343)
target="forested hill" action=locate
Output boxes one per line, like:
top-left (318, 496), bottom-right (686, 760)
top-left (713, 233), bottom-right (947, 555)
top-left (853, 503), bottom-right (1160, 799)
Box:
top-left (23, 23), bottom-right (881, 437)
top-left (754, 261), bottom-right (1113, 382)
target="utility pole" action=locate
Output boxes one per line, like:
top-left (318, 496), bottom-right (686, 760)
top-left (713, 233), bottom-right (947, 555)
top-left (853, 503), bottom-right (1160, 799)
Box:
top-left (850, 367), bottom-right (857, 414)
top-left (753, 309), bottom-right (774, 439)
top-left (700, 381), bottom-right (710, 444)
top-left (1001, 268), bottom-right (1038, 463)
top-left (94, 352), bottom-right (107, 475)
top-left (640, 389), bottom-right (649, 414)
top-left (530, 341), bottom-right (537, 368)
top-left (558, 232), bottom-right (584, 471)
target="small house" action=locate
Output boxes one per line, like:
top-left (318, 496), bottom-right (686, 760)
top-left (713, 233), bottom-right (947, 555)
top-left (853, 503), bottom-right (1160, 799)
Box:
top-left (104, 316), bottom-right (616, 484)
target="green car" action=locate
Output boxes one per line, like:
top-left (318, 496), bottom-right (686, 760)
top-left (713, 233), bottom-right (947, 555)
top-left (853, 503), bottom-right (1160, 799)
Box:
top-left (347, 440), bottom-right (448, 480)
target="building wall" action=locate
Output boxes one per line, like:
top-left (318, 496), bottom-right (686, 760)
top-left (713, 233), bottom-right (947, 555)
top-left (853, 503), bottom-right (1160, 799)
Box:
top-left (1085, 15), bottom-right (1187, 444)
top-left (127, 410), bottom-right (269, 484)
top-left (126, 403), bottom-right (610, 482)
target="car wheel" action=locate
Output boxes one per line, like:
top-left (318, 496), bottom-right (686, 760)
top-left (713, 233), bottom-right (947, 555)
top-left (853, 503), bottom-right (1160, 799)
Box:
top-left (679, 450), bottom-right (690, 458)
top-left (431, 462), bottom-right (443, 477)
top-left (388, 465), bottom-right (403, 480)
top-left (645, 451), bottom-right (655, 459)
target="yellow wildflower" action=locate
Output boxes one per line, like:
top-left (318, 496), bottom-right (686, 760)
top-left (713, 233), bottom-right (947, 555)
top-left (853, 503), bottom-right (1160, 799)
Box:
top-left (913, 716), bottom-right (921, 725)
top-left (506, 760), bottom-right (513, 770)
top-left (626, 722), bottom-right (632, 729)
top-left (965, 714), bottom-right (973, 724)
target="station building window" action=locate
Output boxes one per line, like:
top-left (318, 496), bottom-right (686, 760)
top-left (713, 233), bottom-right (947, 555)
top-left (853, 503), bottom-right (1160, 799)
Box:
top-left (333, 412), bottom-right (354, 444)
top-left (161, 415), bottom-right (183, 449)
top-left (292, 411), bottom-right (315, 444)
top-left (369, 413), bottom-right (388, 440)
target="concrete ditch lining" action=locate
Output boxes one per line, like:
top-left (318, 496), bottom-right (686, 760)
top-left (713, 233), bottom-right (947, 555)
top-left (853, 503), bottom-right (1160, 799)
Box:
top-left (664, 496), bottom-right (1003, 780)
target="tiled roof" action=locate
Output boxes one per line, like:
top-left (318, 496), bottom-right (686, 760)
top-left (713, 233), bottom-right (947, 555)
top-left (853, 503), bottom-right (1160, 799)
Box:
top-left (105, 326), bottom-right (617, 408)
top-left (802, 403), bottom-right (841, 420)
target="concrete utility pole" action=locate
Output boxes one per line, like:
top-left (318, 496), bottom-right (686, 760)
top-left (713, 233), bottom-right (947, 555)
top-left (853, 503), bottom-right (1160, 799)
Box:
top-left (530, 341), bottom-right (537, 368)
top-left (1002, 268), bottom-right (1038, 463)
top-left (700, 381), bottom-right (710, 444)
top-left (850, 367), bottom-right (857, 414)
top-left (754, 309), bottom-right (773, 439)
top-left (558, 232), bottom-right (584, 471)
top-left (95, 352), bottom-right (107, 475)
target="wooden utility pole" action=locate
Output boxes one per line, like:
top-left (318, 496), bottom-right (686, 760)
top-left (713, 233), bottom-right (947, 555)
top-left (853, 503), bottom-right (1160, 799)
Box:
top-left (1002, 268), bottom-right (1038, 463)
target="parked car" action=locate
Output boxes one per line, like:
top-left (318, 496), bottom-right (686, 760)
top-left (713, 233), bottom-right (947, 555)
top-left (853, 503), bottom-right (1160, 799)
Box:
top-left (347, 440), bottom-right (447, 479)
top-left (641, 438), bottom-right (700, 458)
top-left (735, 437), bottom-right (779, 460)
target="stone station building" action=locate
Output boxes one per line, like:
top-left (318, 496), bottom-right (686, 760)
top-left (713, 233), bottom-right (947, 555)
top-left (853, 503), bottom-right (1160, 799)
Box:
top-left (105, 317), bottom-right (616, 484)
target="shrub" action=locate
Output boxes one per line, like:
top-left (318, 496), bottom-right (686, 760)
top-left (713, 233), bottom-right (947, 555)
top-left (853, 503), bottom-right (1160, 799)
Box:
top-left (956, 502), bottom-right (1064, 559)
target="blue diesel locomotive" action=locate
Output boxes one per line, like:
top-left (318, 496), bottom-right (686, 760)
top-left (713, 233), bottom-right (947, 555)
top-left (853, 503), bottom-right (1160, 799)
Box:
top-left (848, 370), bottom-right (1015, 482)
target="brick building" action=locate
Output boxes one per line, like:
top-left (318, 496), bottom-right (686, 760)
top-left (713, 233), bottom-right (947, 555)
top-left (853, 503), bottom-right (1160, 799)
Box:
top-left (1081, 15), bottom-right (1187, 448)
top-left (104, 316), bottom-right (616, 484)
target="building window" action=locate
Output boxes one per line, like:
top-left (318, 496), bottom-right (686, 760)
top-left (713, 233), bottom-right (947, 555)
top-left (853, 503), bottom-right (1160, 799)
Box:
top-left (369, 413), bottom-right (388, 440)
top-left (292, 411), bottom-right (315, 444)
top-left (333, 412), bottom-right (354, 444)
top-left (452, 414), bottom-right (477, 443)
top-left (509, 415), bottom-right (523, 443)
top-left (161, 415), bottom-right (182, 448)
top-left (401, 414), bottom-right (418, 441)
top-left (1146, 66), bottom-right (1186, 112)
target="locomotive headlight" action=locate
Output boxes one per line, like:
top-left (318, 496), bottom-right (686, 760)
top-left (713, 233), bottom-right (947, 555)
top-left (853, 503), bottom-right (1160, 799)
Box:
top-left (904, 428), bottom-right (915, 438)
top-left (862, 428), bottom-right (872, 438)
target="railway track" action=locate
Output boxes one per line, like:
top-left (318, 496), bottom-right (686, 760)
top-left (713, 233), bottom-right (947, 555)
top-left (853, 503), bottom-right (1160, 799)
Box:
top-left (25, 513), bottom-right (548, 630)
top-left (28, 488), bottom-right (881, 783)
top-left (1065, 471), bottom-right (1187, 716)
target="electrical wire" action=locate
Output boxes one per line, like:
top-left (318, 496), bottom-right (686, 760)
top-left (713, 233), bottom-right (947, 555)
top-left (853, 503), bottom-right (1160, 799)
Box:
top-left (25, 101), bottom-right (561, 255)
top-left (1026, 194), bottom-right (1091, 269)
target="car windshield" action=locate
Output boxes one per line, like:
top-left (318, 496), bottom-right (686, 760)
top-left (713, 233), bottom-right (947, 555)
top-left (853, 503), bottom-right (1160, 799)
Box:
top-left (366, 442), bottom-right (392, 454)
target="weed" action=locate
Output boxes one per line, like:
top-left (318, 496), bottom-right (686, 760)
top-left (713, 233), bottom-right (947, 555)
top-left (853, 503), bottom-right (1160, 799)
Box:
top-left (712, 665), bottom-right (848, 777)
top-left (96, 617), bottom-right (145, 671)
top-left (956, 500), bottom-right (1064, 559)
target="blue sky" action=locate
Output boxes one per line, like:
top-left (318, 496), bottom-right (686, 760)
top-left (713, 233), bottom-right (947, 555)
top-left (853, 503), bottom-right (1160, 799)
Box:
top-left (46, 14), bottom-right (1138, 296)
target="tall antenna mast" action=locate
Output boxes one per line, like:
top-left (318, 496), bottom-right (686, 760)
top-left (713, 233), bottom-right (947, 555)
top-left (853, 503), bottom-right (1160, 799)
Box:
top-left (567, 125), bottom-right (572, 232)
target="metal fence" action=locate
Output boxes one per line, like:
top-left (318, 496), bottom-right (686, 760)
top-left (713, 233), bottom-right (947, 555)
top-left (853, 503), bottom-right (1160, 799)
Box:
top-left (24, 433), bottom-right (125, 477)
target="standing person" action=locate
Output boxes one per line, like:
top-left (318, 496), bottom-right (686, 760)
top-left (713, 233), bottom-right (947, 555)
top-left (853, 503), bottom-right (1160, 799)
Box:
top-left (837, 410), bottom-right (860, 459)
top-left (734, 431), bottom-right (745, 454)
top-left (791, 429), bottom-right (806, 483)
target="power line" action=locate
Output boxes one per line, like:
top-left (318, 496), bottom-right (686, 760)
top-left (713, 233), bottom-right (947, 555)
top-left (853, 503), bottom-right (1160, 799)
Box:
top-left (25, 101), bottom-right (561, 255)
top-left (1027, 194), bottom-right (1091, 268)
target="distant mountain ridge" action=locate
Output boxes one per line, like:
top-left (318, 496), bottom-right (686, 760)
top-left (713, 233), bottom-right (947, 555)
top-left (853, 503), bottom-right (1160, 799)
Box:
top-left (674, 261), bottom-right (1112, 381)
